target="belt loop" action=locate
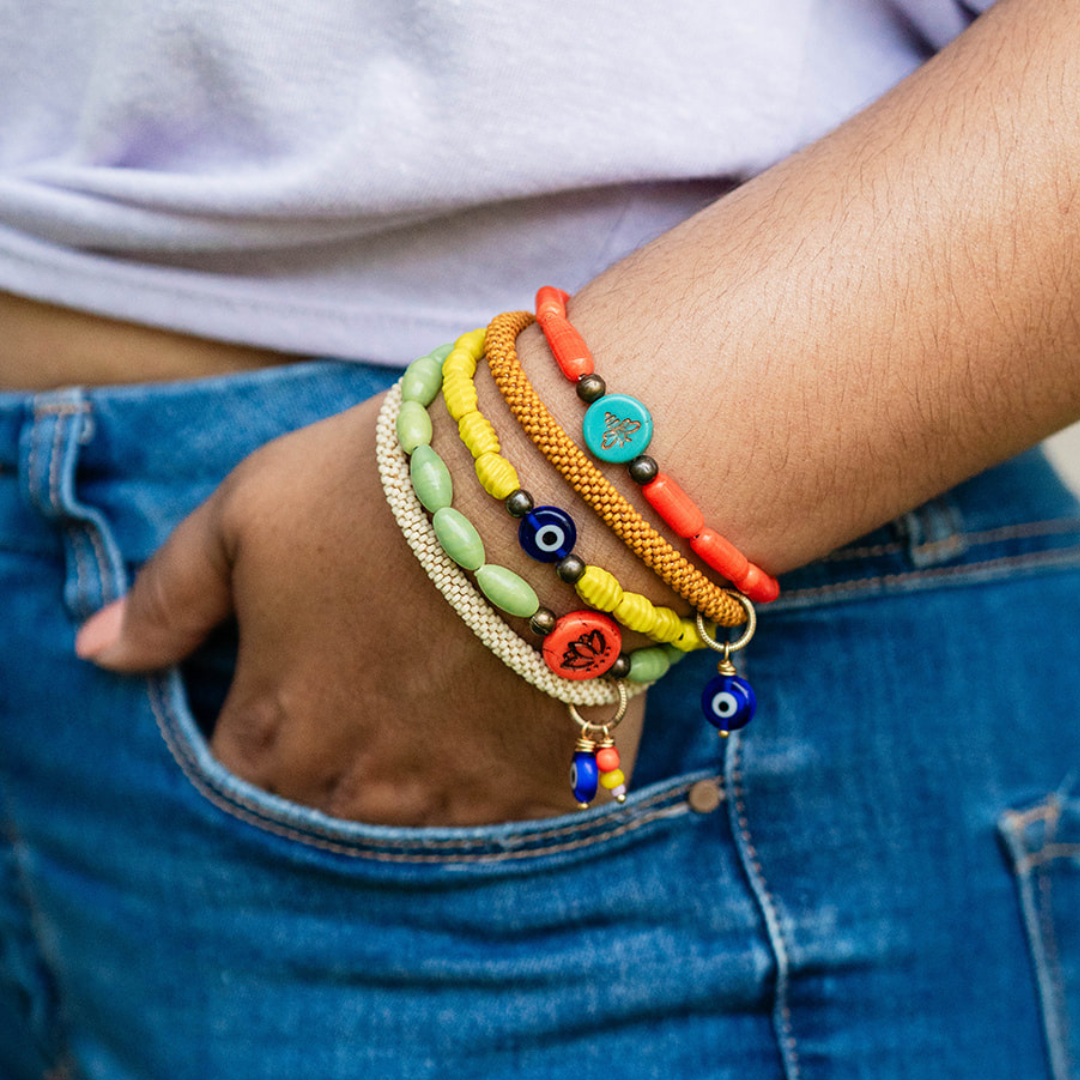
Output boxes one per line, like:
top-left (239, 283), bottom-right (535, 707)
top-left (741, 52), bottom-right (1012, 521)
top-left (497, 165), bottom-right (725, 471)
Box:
top-left (897, 494), bottom-right (968, 570)
top-left (18, 388), bottom-right (127, 621)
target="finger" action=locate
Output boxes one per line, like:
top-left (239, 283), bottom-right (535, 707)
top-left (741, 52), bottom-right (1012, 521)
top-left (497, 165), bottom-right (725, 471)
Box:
top-left (75, 494), bottom-right (233, 671)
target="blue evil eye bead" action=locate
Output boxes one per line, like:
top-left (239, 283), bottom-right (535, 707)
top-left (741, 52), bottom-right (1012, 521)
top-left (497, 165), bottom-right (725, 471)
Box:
top-left (570, 750), bottom-right (599, 807)
top-left (701, 674), bottom-right (757, 733)
top-left (518, 506), bottom-right (577, 562)
top-left (582, 393), bottom-right (653, 464)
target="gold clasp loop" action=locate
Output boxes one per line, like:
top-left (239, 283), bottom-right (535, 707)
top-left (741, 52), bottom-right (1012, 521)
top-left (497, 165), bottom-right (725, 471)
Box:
top-left (567, 679), bottom-right (629, 735)
top-left (695, 594), bottom-right (756, 655)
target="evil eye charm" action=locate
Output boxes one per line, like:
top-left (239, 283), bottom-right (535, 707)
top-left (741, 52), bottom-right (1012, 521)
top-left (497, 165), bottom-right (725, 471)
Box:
top-left (570, 750), bottom-right (599, 807)
top-left (518, 506), bottom-right (577, 562)
top-left (701, 674), bottom-right (756, 733)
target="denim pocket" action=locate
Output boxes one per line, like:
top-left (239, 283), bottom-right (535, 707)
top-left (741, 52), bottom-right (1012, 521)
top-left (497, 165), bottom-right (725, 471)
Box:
top-left (1000, 783), bottom-right (1080, 1080)
top-left (148, 654), bottom-right (718, 875)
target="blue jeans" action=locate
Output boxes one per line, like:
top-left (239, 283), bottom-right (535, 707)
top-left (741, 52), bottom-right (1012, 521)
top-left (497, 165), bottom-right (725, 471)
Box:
top-left (1, 361), bottom-right (1079, 1080)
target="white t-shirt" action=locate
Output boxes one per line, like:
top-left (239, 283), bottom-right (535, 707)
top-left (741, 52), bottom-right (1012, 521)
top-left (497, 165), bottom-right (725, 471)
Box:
top-left (0, 0), bottom-right (992, 365)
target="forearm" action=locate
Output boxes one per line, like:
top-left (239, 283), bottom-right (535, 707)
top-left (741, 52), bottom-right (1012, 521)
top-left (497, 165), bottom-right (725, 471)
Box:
top-left (457, 0), bottom-right (1080, 591)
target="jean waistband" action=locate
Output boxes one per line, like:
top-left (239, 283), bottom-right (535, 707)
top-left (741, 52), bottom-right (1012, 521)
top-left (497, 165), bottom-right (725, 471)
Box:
top-left (0, 359), bottom-right (398, 480)
top-left (1, 360), bottom-right (1079, 609)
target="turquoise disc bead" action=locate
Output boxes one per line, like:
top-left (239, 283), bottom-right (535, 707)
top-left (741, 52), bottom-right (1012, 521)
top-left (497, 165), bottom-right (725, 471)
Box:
top-left (475, 564), bottom-right (540, 618)
top-left (401, 354), bottom-right (445, 407)
top-left (582, 393), bottom-right (653, 463)
top-left (396, 399), bottom-right (433, 453)
top-left (432, 507), bottom-right (485, 570)
top-left (409, 445), bottom-right (453, 512)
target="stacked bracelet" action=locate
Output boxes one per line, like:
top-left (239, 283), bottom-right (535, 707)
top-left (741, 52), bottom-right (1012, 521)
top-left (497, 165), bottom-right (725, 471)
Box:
top-left (432, 327), bottom-right (711, 676)
top-left (535, 287), bottom-right (779, 604)
top-left (483, 310), bottom-right (750, 628)
top-left (378, 379), bottom-right (650, 708)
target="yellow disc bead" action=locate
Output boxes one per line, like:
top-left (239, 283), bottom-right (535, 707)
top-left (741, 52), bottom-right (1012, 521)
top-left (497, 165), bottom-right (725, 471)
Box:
top-left (456, 327), bottom-right (487, 357)
top-left (647, 606), bottom-right (685, 644)
top-left (575, 565), bottom-right (624, 613)
top-left (442, 371), bottom-right (479, 421)
top-left (475, 452), bottom-right (520, 499)
top-left (458, 411), bottom-right (501, 459)
top-left (441, 348), bottom-right (477, 379)
top-left (671, 616), bottom-right (712, 651)
top-left (600, 768), bottom-right (626, 790)
top-left (612, 590), bottom-right (658, 633)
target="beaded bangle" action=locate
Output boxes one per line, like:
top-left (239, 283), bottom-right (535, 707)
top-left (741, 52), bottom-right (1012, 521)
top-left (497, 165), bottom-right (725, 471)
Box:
top-left (418, 327), bottom-right (710, 671)
top-left (385, 375), bottom-right (649, 809)
top-left (484, 310), bottom-right (749, 628)
top-left (400, 336), bottom-right (695, 684)
top-left (377, 380), bottom-right (652, 706)
top-left (535, 287), bottom-right (780, 604)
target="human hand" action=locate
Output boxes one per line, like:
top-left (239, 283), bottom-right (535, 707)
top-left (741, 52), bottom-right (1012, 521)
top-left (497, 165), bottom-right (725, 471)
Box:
top-left (74, 391), bottom-right (644, 827)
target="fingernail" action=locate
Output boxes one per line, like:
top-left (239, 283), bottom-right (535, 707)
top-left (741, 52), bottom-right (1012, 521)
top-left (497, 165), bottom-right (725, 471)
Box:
top-left (75, 598), bottom-right (126, 660)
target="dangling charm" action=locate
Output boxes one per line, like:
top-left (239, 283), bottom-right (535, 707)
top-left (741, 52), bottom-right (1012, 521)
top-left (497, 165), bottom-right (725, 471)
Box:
top-left (566, 680), bottom-right (630, 810)
top-left (595, 734), bottom-right (627, 802)
top-left (701, 661), bottom-right (756, 736)
top-left (570, 736), bottom-right (599, 808)
top-left (695, 602), bottom-right (757, 736)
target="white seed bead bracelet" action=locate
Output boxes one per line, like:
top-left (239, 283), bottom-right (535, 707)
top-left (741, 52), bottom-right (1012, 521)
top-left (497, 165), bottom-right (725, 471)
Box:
top-left (375, 381), bottom-right (651, 707)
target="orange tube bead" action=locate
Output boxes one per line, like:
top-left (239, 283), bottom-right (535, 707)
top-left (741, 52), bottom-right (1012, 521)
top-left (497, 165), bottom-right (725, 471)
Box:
top-left (642, 473), bottom-right (705, 539)
top-left (534, 287), bottom-right (594, 381)
top-left (690, 526), bottom-right (749, 582)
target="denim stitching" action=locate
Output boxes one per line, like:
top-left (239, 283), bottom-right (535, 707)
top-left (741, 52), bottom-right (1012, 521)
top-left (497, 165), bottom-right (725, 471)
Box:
top-left (725, 732), bottom-right (801, 1080)
top-left (147, 676), bottom-right (697, 863)
top-left (1000, 797), bottom-right (1078, 1080)
top-left (777, 545), bottom-right (1080, 605)
top-left (47, 414), bottom-right (93, 614)
top-left (825, 517), bottom-right (1080, 563)
top-left (71, 410), bottom-right (114, 605)
top-left (0, 795), bottom-right (75, 1076)
top-left (150, 674), bottom-right (696, 849)
top-left (32, 403), bottom-right (90, 417)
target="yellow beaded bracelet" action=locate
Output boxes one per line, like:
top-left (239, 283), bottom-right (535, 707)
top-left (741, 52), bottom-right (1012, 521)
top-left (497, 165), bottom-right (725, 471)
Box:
top-left (425, 327), bottom-right (709, 659)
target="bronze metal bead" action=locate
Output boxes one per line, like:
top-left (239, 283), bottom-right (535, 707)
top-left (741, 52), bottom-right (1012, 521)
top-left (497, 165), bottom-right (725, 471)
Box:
top-left (555, 554), bottom-right (586, 583)
top-left (608, 653), bottom-right (633, 679)
top-left (529, 607), bottom-right (557, 636)
top-left (576, 374), bottom-right (606, 403)
top-left (504, 488), bottom-right (535, 518)
top-left (628, 454), bottom-right (659, 485)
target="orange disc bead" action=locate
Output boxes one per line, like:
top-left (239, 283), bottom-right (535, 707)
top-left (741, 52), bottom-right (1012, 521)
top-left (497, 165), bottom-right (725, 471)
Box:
top-left (542, 611), bottom-right (622, 680)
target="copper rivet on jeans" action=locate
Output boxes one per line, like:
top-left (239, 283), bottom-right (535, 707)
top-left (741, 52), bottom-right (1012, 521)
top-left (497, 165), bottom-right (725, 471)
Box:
top-left (688, 779), bottom-right (723, 814)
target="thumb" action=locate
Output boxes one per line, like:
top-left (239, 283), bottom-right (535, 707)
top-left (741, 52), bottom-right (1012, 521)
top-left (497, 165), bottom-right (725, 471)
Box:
top-left (75, 495), bottom-right (234, 672)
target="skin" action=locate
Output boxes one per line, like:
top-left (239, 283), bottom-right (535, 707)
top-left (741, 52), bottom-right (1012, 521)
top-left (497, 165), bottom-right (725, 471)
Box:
top-left (59, 0), bottom-right (1080, 824)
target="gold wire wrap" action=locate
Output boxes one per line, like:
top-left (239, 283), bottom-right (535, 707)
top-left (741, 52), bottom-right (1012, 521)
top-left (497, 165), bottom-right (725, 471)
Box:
top-left (484, 310), bottom-right (747, 627)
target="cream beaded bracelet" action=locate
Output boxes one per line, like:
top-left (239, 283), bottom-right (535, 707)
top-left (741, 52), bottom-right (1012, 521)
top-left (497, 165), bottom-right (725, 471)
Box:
top-left (376, 380), bottom-right (650, 709)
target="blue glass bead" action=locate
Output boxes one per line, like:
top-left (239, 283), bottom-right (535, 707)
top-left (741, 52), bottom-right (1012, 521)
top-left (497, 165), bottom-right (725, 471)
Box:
top-left (518, 506), bottom-right (577, 562)
top-left (570, 750), bottom-right (599, 806)
top-left (582, 393), bottom-right (653, 464)
top-left (701, 674), bottom-right (756, 733)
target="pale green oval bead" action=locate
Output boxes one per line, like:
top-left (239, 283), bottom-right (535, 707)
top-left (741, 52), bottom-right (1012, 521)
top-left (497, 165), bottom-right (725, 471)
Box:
top-left (475, 564), bottom-right (540, 618)
top-left (396, 400), bottom-right (433, 453)
top-left (627, 646), bottom-right (672, 684)
top-left (429, 342), bottom-right (454, 363)
top-left (401, 355), bottom-right (444, 407)
top-left (660, 643), bottom-right (688, 666)
top-left (409, 445), bottom-right (453, 512)
top-left (432, 507), bottom-right (485, 571)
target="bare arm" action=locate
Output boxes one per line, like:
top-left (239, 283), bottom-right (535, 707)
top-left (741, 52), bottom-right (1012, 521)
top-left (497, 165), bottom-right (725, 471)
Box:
top-left (78, 0), bottom-right (1080, 824)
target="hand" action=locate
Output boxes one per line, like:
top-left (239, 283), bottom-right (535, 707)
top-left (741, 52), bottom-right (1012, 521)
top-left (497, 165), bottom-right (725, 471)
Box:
top-left (74, 392), bottom-right (644, 827)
